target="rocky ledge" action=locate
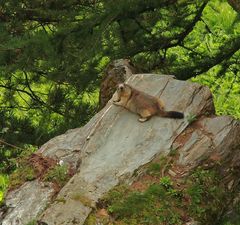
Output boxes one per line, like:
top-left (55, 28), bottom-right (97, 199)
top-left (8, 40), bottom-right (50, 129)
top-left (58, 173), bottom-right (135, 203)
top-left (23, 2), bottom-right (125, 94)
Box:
top-left (1, 72), bottom-right (239, 225)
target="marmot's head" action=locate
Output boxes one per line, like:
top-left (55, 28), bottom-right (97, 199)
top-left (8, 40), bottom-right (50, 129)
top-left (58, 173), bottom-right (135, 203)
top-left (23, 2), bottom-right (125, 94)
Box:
top-left (115, 83), bottom-right (132, 101)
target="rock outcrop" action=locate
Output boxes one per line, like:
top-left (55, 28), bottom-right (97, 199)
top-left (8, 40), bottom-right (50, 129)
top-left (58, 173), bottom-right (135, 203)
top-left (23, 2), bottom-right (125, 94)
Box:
top-left (1, 181), bottom-right (55, 225)
top-left (99, 59), bottom-right (138, 110)
top-left (1, 71), bottom-right (239, 225)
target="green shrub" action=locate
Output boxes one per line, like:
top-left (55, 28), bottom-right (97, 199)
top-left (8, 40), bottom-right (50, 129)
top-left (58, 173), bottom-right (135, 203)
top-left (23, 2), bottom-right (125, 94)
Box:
top-left (43, 164), bottom-right (69, 187)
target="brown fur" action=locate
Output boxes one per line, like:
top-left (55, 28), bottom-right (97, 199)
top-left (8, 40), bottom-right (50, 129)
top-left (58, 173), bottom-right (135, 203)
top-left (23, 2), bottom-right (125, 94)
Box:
top-left (113, 83), bottom-right (184, 122)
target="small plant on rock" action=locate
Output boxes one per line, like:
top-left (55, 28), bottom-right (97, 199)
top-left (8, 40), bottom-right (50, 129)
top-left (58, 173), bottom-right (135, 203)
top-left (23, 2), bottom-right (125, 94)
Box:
top-left (9, 161), bottom-right (36, 189)
top-left (43, 164), bottom-right (69, 187)
top-left (186, 113), bottom-right (197, 124)
top-left (159, 176), bottom-right (173, 189)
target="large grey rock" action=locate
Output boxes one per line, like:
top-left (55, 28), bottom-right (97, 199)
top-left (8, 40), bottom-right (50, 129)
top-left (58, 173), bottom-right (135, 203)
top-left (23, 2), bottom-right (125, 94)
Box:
top-left (176, 116), bottom-right (239, 166)
top-left (1, 181), bottom-right (54, 225)
top-left (38, 106), bottom-right (109, 171)
top-left (1, 74), bottom-right (239, 225)
top-left (39, 74), bottom-right (216, 225)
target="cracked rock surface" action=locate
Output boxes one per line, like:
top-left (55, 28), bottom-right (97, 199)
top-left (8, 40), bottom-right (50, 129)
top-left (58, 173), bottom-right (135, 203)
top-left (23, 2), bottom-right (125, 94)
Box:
top-left (1, 181), bottom-right (55, 225)
top-left (1, 74), bottom-right (239, 225)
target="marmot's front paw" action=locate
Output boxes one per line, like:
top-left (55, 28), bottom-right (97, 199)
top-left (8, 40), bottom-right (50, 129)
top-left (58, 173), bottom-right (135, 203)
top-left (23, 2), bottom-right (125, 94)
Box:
top-left (138, 117), bottom-right (148, 122)
top-left (113, 101), bottom-right (119, 105)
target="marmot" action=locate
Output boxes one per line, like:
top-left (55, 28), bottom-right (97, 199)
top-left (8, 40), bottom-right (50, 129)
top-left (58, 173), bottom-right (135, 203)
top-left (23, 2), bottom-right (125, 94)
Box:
top-left (113, 83), bottom-right (184, 122)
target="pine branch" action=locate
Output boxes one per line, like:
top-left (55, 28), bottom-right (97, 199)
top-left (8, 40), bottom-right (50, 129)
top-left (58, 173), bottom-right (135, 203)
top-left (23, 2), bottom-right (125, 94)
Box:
top-left (180, 44), bottom-right (205, 57)
top-left (176, 36), bottom-right (240, 79)
top-left (152, 1), bottom-right (209, 50)
top-left (0, 81), bottom-right (69, 118)
top-left (123, 1), bottom-right (209, 56)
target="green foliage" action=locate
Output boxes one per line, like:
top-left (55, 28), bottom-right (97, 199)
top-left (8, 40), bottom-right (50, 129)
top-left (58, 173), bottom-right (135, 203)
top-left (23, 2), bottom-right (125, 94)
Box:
top-left (96, 162), bottom-right (228, 225)
top-left (25, 220), bottom-right (37, 225)
top-left (159, 176), bottom-right (173, 189)
top-left (108, 192), bottom-right (150, 217)
top-left (186, 113), bottom-right (197, 124)
top-left (146, 156), bottom-right (168, 176)
top-left (0, 174), bottom-right (8, 202)
top-left (102, 185), bottom-right (130, 206)
top-left (106, 182), bottom-right (183, 225)
top-left (146, 163), bottom-right (161, 176)
top-left (187, 169), bottom-right (227, 223)
top-left (43, 164), bottom-right (69, 187)
top-left (103, 175), bottom-right (185, 224)
top-left (0, 145), bottom-right (35, 203)
top-left (169, 146), bottom-right (178, 157)
top-left (8, 157), bottom-right (36, 190)
top-left (192, 69), bottom-right (240, 119)
top-left (0, 144), bottom-right (37, 202)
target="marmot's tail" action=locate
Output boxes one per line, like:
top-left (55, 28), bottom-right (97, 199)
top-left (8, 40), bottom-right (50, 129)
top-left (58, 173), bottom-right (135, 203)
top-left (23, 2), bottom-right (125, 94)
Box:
top-left (160, 111), bottom-right (184, 119)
